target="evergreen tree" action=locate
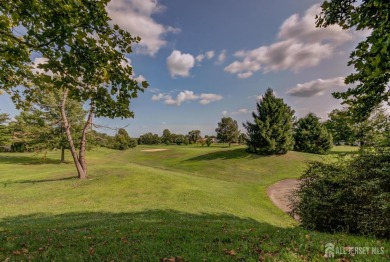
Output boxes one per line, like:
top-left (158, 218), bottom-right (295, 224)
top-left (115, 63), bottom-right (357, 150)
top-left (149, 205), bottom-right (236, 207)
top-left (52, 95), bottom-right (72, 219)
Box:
top-left (294, 113), bottom-right (333, 154)
top-left (244, 88), bottom-right (295, 155)
top-left (215, 117), bottom-right (239, 147)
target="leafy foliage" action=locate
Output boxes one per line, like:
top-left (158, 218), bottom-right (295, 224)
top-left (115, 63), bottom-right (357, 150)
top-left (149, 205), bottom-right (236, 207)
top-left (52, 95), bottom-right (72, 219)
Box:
top-left (0, 113), bottom-right (11, 147)
top-left (294, 113), bottom-right (332, 154)
top-left (317, 0), bottom-right (390, 120)
top-left (10, 90), bottom-right (86, 154)
top-left (325, 106), bottom-right (390, 146)
top-left (138, 133), bottom-right (160, 145)
top-left (290, 149), bottom-right (390, 238)
top-left (0, 0), bottom-right (147, 178)
top-left (113, 128), bottom-right (136, 150)
top-left (215, 117), bottom-right (239, 146)
top-left (161, 129), bottom-right (173, 145)
top-left (244, 88), bottom-right (295, 155)
top-left (188, 130), bottom-right (201, 144)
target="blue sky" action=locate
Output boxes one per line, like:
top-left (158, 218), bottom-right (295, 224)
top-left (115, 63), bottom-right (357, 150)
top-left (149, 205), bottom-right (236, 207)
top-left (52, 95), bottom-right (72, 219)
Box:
top-left (0, 0), bottom-right (367, 137)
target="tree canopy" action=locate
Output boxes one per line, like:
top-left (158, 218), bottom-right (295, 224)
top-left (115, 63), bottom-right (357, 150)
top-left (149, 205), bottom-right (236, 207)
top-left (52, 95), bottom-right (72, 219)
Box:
top-left (215, 117), bottom-right (239, 146)
top-left (0, 0), bottom-right (147, 178)
top-left (317, 0), bottom-right (390, 120)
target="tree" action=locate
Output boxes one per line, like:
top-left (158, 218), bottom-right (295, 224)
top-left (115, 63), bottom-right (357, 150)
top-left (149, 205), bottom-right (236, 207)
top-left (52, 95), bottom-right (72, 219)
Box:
top-left (244, 88), bottom-right (295, 155)
top-left (316, 0), bottom-right (390, 120)
top-left (162, 129), bottom-right (172, 145)
top-left (215, 117), bottom-right (239, 147)
top-left (138, 133), bottom-right (160, 145)
top-left (325, 106), bottom-right (390, 146)
top-left (0, 113), bottom-right (11, 147)
top-left (206, 136), bottom-right (212, 147)
top-left (188, 130), bottom-right (201, 144)
top-left (238, 133), bottom-right (247, 145)
top-left (294, 113), bottom-right (333, 154)
top-left (9, 90), bottom-right (86, 162)
top-left (113, 128), bottom-right (136, 150)
top-left (325, 108), bottom-right (356, 145)
top-left (0, 1), bottom-right (147, 178)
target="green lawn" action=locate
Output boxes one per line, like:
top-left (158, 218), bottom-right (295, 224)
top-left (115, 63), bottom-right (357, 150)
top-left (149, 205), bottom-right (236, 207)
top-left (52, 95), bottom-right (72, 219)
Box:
top-left (0, 145), bottom-right (388, 261)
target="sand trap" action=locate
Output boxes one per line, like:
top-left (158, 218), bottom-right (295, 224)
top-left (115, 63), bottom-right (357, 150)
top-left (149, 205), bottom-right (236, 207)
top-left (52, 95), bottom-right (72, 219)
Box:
top-left (141, 149), bottom-right (168, 152)
top-left (267, 179), bottom-right (300, 214)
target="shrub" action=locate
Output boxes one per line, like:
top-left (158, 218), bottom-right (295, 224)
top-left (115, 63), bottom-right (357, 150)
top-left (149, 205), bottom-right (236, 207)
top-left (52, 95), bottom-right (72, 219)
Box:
top-left (290, 148), bottom-right (390, 238)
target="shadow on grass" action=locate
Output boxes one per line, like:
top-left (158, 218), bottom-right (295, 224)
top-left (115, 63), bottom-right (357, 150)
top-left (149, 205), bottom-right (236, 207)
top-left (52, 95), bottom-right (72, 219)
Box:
top-left (185, 148), bottom-right (264, 161)
top-left (0, 210), bottom-right (307, 261)
top-left (2, 176), bottom-right (77, 187)
top-left (0, 155), bottom-right (64, 165)
top-left (1, 210), bottom-right (385, 261)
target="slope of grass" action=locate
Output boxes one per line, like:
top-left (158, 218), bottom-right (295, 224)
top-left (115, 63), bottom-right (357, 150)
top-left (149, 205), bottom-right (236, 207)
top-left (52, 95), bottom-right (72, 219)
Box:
top-left (0, 145), bottom-right (388, 261)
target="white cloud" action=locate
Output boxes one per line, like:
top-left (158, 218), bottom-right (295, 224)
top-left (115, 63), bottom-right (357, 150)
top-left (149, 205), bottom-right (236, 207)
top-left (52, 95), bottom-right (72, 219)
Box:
top-left (232, 108), bottom-right (249, 115)
top-left (199, 93), bottom-right (223, 104)
top-left (222, 110), bottom-right (228, 116)
top-left (206, 51), bottom-right (215, 59)
top-left (216, 49), bottom-right (227, 64)
top-left (107, 0), bottom-right (180, 56)
top-left (225, 4), bottom-right (357, 78)
top-left (287, 77), bottom-right (346, 97)
top-left (167, 50), bottom-right (195, 78)
top-left (196, 54), bottom-right (205, 62)
top-left (152, 90), bottom-right (222, 106)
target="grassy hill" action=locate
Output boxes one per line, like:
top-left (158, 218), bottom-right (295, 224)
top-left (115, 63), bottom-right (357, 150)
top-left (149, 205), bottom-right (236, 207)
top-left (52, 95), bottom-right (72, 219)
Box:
top-left (0, 145), bottom-right (387, 261)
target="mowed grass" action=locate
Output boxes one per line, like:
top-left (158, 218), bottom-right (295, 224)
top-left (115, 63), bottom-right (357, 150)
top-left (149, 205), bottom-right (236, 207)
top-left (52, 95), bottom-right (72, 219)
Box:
top-left (0, 145), bottom-right (388, 261)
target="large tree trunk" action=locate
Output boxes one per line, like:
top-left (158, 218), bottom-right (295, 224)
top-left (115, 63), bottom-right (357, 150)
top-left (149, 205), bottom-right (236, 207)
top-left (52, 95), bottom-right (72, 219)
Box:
top-left (60, 89), bottom-right (87, 179)
top-left (78, 105), bottom-right (94, 177)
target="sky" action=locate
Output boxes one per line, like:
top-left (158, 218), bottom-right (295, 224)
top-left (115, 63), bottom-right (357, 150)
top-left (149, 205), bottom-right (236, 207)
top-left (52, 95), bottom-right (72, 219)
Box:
top-left (0, 0), bottom-right (368, 137)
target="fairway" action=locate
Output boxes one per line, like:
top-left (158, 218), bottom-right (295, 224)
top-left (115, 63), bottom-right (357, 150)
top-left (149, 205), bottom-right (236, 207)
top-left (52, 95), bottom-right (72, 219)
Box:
top-left (0, 145), bottom-right (388, 261)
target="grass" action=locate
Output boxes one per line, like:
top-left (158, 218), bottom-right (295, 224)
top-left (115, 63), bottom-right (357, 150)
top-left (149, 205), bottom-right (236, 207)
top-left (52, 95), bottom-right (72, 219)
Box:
top-left (0, 145), bottom-right (388, 261)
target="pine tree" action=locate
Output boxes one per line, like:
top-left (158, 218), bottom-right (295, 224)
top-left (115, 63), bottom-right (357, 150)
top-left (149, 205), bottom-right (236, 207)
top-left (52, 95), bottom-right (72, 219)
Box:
top-left (294, 113), bottom-right (333, 154)
top-left (244, 88), bottom-right (295, 155)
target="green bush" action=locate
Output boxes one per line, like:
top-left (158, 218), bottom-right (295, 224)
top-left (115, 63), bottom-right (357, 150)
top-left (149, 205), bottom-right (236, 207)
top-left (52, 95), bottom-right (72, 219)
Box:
top-left (290, 148), bottom-right (390, 238)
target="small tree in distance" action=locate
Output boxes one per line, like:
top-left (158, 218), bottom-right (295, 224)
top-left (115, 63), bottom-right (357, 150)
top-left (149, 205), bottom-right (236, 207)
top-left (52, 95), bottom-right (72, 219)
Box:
top-left (215, 117), bottom-right (239, 147)
top-left (294, 113), bottom-right (332, 154)
top-left (244, 88), bottom-right (295, 155)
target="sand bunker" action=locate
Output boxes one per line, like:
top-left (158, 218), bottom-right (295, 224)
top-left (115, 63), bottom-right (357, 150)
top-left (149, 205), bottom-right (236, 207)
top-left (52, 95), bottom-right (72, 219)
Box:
top-left (141, 149), bottom-right (168, 152)
top-left (267, 179), bottom-right (300, 213)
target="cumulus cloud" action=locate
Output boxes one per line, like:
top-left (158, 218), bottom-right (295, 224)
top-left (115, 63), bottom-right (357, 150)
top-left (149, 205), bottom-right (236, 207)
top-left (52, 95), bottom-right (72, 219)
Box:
top-left (216, 50), bottom-right (227, 64)
top-left (107, 0), bottom-right (180, 56)
top-left (206, 51), bottom-right (215, 59)
top-left (222, 110), bottom-right (228, 116)
top-left (196, 54), bottom-right (205, 62)
top-left (152, 90), bottom-right (222, 106)
top-left (167, 50), bottom-right (195, 78)
top-left (199, 93), bottom-right (223, 104)
top-left (287, 77), bottom-right (346, 97)
top-left (225, 4), bottom-right (357, 78)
